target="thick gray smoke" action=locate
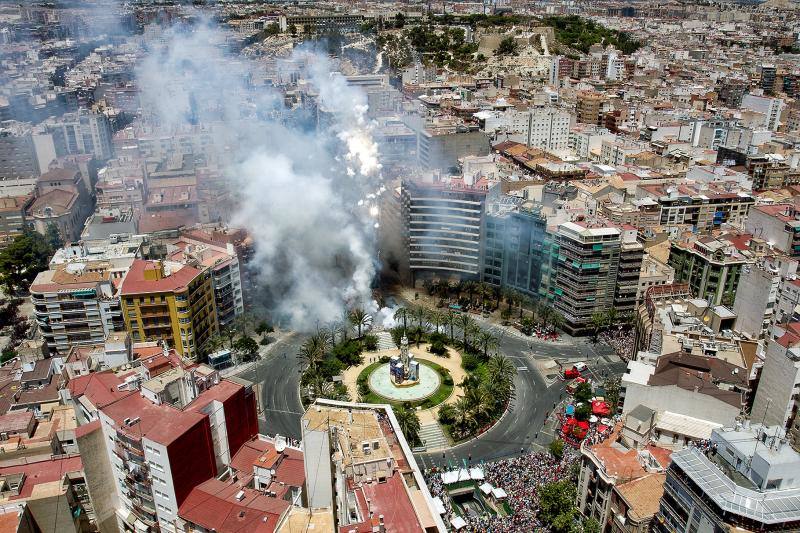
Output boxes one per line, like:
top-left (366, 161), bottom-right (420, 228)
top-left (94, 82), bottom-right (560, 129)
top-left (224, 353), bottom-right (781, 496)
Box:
top-left (136, 22), bottom-right (382, 330)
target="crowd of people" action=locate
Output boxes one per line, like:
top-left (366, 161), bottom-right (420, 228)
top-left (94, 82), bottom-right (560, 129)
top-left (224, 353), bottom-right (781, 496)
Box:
top-left (599, 327), bottom-right (635, 360)
top-left (424, 448), bottom-right (579, 532)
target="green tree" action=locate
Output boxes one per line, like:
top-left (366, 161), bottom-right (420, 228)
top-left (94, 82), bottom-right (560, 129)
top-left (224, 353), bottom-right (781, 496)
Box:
top-left (393, 306), bottom-right (409, 333)
top-left (549, 439), bottom-right (565, 460)
top-left (349, 308), bottom-right (371, 338)
top-left (539, 479), bottom-right (578, 531)
top-left (582, 517), bottom-right (601, 533)
top-left (289, 23), bottom-right (297, 36)
top-left (265, 23), bottom-right (279, 36)
top-left (233, 336), bottom-right (259, 361)
top-left (0, 348), bottom-right (15, 364)
top-left (477, 330), bottom-right (498, 359)
top-left (395, 12), bottom-right (406, 28)
top-left (495, 36), bottom-right (519, 56)
top-left (574, 381), bottom-right (593, 403)
top-left (0, 230), bottom-right (52, 295)
top-left (393, 404), bottom-right (421, 445)
top-left (44, 223), bottom-right (63, 250)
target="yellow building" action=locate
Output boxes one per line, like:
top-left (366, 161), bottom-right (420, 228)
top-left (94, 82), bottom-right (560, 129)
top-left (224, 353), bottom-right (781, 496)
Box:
top-left (120, 259), bottom-right (217, 360)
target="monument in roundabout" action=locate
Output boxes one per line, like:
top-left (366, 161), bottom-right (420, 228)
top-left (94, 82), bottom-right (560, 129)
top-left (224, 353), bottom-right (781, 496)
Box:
top-left (368, 335), bottom-right (441, 402)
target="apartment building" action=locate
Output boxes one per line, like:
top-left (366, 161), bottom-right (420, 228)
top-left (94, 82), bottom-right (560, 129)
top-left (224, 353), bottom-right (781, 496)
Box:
top-left (733, 256), bottom-right (798, 340)
top-left (741, 93), bottom-right (784, 131)
top-left (120, 260), bottom-right (217, 360)
top-left (30, 262), bottom-right (125, 356)
top-left (640, 184), bottom-right (755, 235)
top-left (548, 220), bottom-right (643, 335)
top-left (577, 424), bottom-right (672, 533)
top-left (475, 107), bottom-right (571, 151)
top-left (668, 233), bottom-right (757, 306)
top-left (45, 109), bottom-right (113, 160)
top-left (166, 235), bottom-right (244, 328)
top-left (751, 330), bottom-right (800, 430)
top-left (0, 195), bottom-right (32, 248)
top-left (401, 177), bottom-right (493, 284)
top-left (414, 122), bottom-right (490, 171)
top-left (301, 400), bottom-right (446, 532)
top-left (70, 363), bottom-right (258, 533)
top-left (655, 425), bottom-right (800, 532)
top-left (576, 91), bottom-right (608, 126)
top-left (746, 203), bottom-right (800, 257)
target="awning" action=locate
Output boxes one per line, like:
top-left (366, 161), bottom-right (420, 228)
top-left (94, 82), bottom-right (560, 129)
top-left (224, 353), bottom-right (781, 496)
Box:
top-left (451, 516), bottom-right (467, 530)
top-left (432, 497), bottom-right (446, 515)
top-left (491, 487), bottom-right (508, 499)
top-left (479, 482), bottom-right (493, 495)
top-left (469, 467), bottom-right (484, 480)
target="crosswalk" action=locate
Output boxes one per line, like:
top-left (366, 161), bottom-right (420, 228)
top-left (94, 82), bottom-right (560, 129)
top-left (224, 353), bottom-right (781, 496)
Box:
top-left (418, 421), bottom-right (449, 451)
top-left (375, 331), bottom-right (397, 351)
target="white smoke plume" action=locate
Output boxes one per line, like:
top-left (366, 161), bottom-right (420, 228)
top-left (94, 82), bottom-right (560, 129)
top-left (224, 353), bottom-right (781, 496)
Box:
top-left (136, 21), bottom-right (381, 330)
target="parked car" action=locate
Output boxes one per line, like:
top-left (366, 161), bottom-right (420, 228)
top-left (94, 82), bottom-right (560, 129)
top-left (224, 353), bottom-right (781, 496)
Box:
top-left (564, 368), bottom-right (581, 379)
top-left (573, 362), bottom-right (588, 373)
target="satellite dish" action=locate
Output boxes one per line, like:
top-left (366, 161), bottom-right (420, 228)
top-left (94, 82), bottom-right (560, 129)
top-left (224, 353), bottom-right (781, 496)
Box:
top-left (275, 437), bottom-right (286, 453)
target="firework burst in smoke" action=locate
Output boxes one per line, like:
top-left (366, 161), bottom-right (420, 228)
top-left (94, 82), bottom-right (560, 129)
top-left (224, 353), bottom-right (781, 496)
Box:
top-left (136, 21), bottom-right (385, 330)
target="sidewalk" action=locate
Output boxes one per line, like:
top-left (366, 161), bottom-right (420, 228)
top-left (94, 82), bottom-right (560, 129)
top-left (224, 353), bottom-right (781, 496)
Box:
top-left (395, 287), bottom-right (573, 347)
top-left (221, 330), bottom-right (294, 378)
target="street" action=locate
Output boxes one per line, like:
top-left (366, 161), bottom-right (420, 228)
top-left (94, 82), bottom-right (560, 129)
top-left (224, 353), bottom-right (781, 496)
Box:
top-left (234, 318), bottom-right (627, 463)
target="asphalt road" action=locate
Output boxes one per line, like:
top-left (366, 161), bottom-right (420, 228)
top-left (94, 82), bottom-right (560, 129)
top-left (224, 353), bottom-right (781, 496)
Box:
top-left (236, 333), bottom-right (307, 441)
top-left (414, 326), bottom-right (626, 469)
top-left (235, 319), bottom-right (627, 464)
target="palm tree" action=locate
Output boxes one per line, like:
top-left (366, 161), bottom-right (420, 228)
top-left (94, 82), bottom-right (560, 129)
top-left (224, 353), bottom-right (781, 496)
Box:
top-left (465, 387), bottom-right (493, 423)
top-left (410, 306), bottom-right (428, 330)
top-left (443, 311), bottom-right (457, 343)
top-left (428, 309), bottom-right (444, 333)
top-left (394, 306), bottom-right (409, 333)
top-left (394, 405), bottom-right (421, 445)
top-left (453, 397), bottom-right (477, 436)
top-left (591, 311), bottom-right (608, 338)
top-left (477, 330), bottom-right (498, 359)
top-left (457, 313), bottom-right (474, 350)
top-left (487, 354), bottom-right (515, 383)
top-left (349, 308), bottom-right (371, 339)
top-left (606, 307), bottom-right (619, 328)
top-left (298, 341), bottom-right (321, 373)
top-left (408, 326), bottom-right (426, 348)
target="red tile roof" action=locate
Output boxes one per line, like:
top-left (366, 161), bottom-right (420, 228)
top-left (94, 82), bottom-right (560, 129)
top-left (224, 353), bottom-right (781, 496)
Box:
top-left (100, 393), bottom-right (207, 446)
top-left (120, 259), bottom-right (202, 295)
top-left (178, 478), bottom-right (288, 533)
top-left (0, 455), bottom-right (83, 500)
top-left (68, 372), bottom-right (133, 409)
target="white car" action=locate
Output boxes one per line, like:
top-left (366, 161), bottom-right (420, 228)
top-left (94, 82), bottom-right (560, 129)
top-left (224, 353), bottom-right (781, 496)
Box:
top-left (573, 362), bottom-right (588, 372)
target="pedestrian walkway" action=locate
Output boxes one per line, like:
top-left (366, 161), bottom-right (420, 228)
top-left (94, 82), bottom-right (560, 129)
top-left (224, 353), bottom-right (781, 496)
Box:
top-left (418, 420), bottom-right (449, 451)
top-left (375, 331), bottom-right (397, 351)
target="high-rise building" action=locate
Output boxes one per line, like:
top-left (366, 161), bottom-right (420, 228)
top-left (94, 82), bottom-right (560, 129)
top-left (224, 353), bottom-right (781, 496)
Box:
top-left (120, 259), bottom-right (217, 360)
top-left (483, 203), bottom-right (550, 298)
top-left (655, 424), bottom-right (800, 532)
top-left (46, 109), bottom-right (113, 160)
top-left (475, 108), bottom-right (571, 151)
top-left (548, 221), bottom-right (643, 334)
top-left (401, 176), bottom-right (494, 284)
top-left (762, 63), bottom-right (778, 94)
top-left (166, 234), bottom-right (244, 328)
